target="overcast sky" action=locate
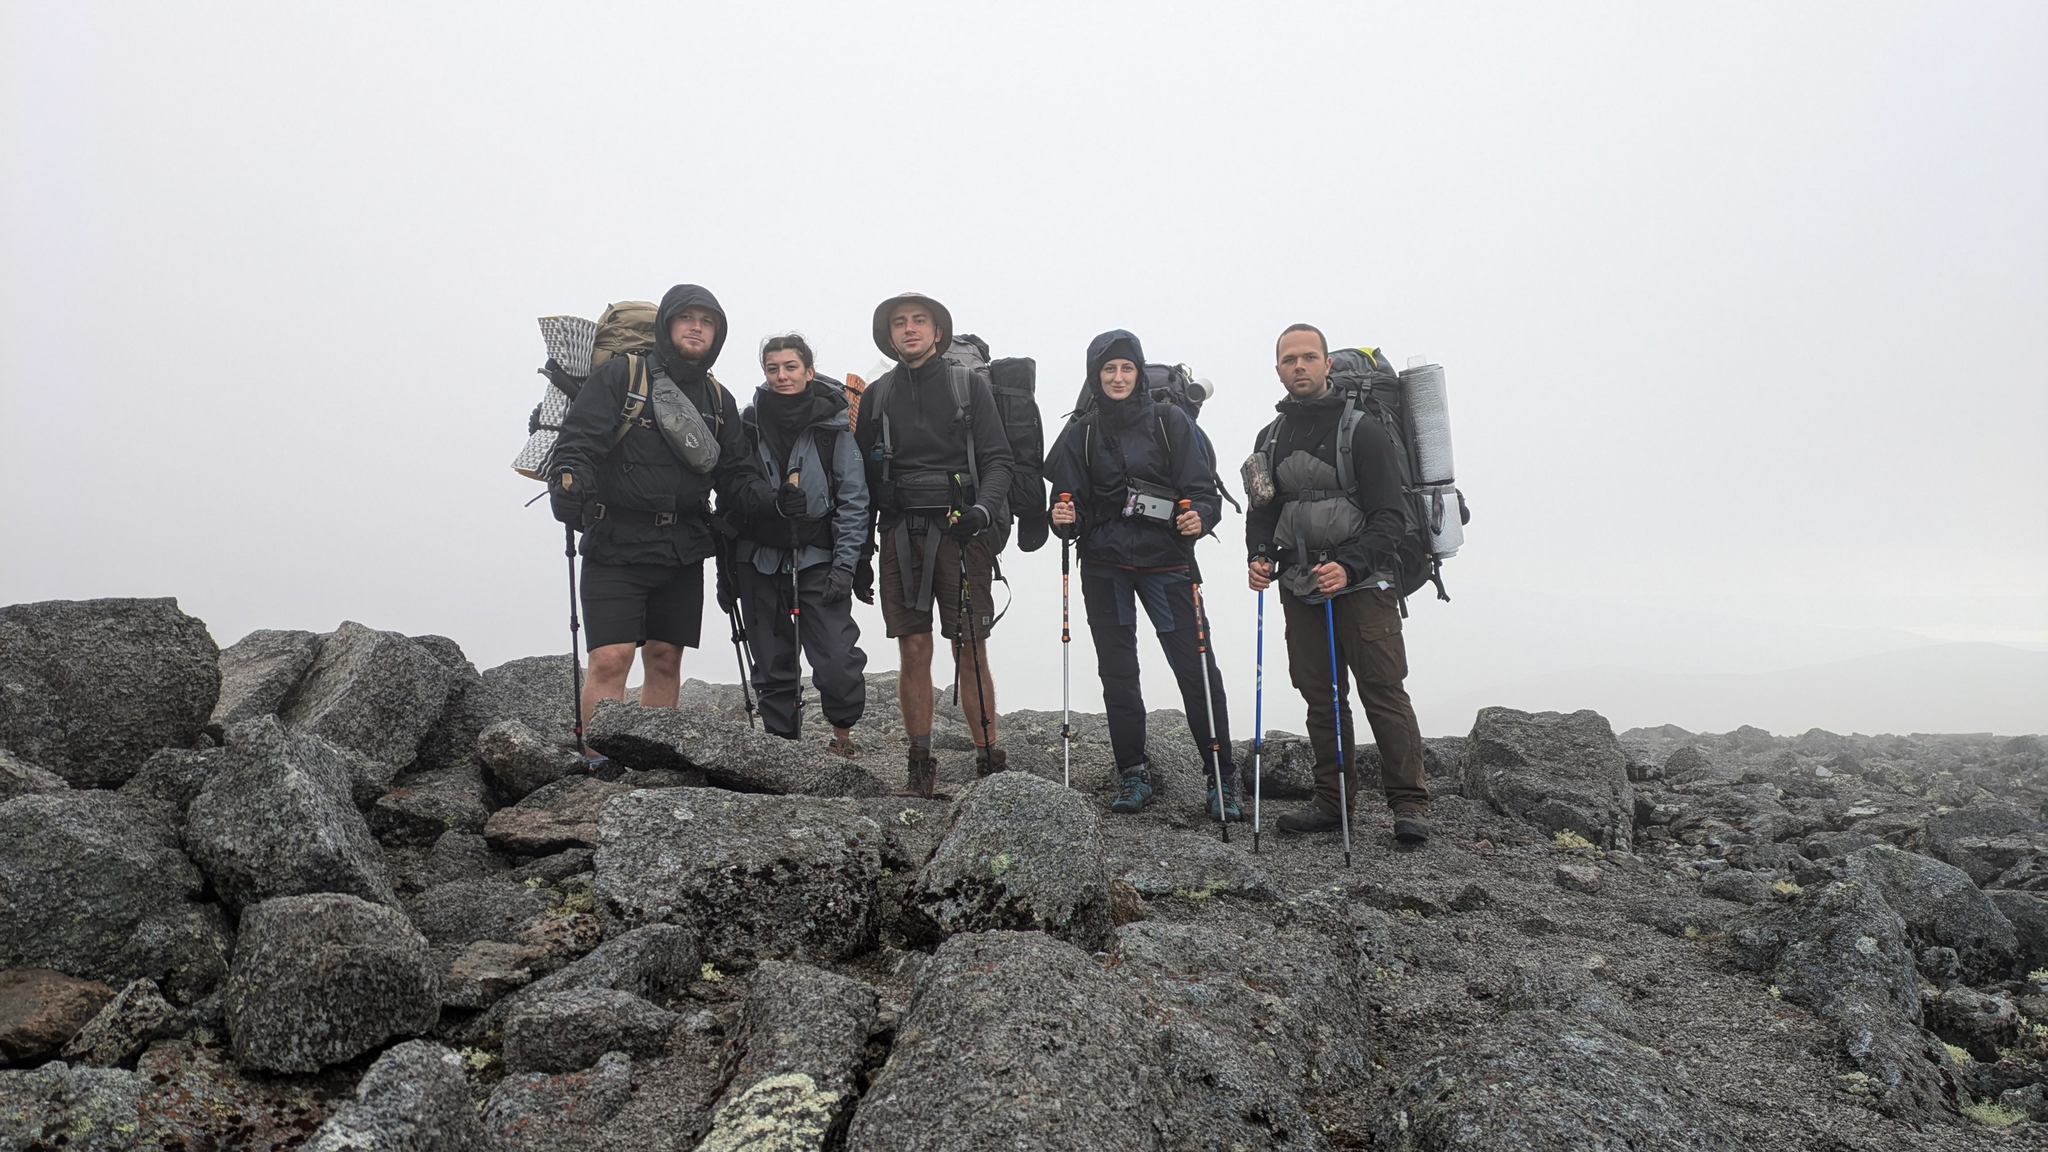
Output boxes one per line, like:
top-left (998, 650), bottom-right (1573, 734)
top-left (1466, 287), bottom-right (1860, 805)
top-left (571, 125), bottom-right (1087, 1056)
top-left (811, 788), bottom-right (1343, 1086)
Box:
top-left (3, 2), bottom-right (2043, 737)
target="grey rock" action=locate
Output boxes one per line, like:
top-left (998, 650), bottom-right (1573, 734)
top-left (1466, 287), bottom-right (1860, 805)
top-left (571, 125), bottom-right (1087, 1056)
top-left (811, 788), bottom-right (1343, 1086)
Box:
top-left (1235, 732), bottom-right (1316, 800)
top-left (478, 923), bottom-right (700, 1037)
top-left (0, 1060), bottom-right (145, 1152)
top-left (421, 830), bottom-right (512, 887)
top-left (1701, 868), bottom-right (1775, 905)
top-left (118, 746), bottom-right (225, 814)
top-left (1370, 1014), bottom-right (1742, 1150)
top-left (59, 977), bottom-right (178, 1067)
top-left (408, 633), bottom-right (485, 774)
top-left (908, 772), bottom-right (1114, 952)
top-left (0, 790), bottom-right (231, 1002)
top-left (373, 762), bottom-right (495, 848)
top-left (845, 931), bottom-right (1168, 1151)
top-left (483, 1050), bottom-right (635, 1152)
top-left (1840, 844), bottom-right (2018, 983)
top-left (223, 892), bottom-right (439, 1073)
top-left (478, 718), bottom-right (585, 800)
top-left (303, 1039), bottom-right (485, 1152)
top-left (186, 716), bottom-right (396, 913)
top-left (0, 747), bottom-right (67, 802)
top-left (440, 940), bottom-right (542, 1010)
top-left (1115, 833), bottom-right (1278, 903)
top-left (698, 1072), bottom-right (847, 1152)
top-left (588, 701), bottom-right (882, 795)
top-left (406, 878), bottom-right (548, 953)
top-left (466, 654), bottom-right (584, 750)
top-left (211, 628), bottom-right (322, 727)
top-left (502, 987), bottom-right (678, 1072)
top-left (1918, 801), bottom-right (2046, 887)
top-left (1928, 985), bottom-right (2019, 1062)
top-left (0, 597), bottom-right (220, 787)
top-left (281, 621), bottom-right (456, 768)
top-left (0, 968), bottom-right (116, 1065)
top-left (1461, 707), bottom-right (1634, 850)
top-left (1985, 889), bottom-right (2048, 973)
top-left (716, 961), bottom-right (877, 1132)
top-left (483, 774), bottom-right (632, 855)
top-left (594, 788), bottom-right (884, 964)
top-left (511, 848), bottom-right (595, 884)
top-left (1726, 878), bottom-right (1948, 1119)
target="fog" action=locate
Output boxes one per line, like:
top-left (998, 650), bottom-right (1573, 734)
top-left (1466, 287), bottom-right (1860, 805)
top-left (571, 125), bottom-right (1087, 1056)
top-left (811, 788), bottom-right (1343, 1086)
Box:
top-left (3, 2), bottom-right (2043, 738)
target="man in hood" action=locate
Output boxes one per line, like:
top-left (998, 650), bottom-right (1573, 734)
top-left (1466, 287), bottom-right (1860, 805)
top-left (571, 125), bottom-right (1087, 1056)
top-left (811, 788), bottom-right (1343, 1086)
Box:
top-left (548, 284), bottom-right (787, 754)
top-left (852, 292), bottom-right (1015, 797)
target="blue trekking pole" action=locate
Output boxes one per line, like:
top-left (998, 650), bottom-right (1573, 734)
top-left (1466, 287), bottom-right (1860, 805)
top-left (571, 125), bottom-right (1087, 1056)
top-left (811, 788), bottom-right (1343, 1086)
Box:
top-left (1253, 585), bottom-right (1264, 853)
top-left (1324, 596), bottom-right (1353, 869)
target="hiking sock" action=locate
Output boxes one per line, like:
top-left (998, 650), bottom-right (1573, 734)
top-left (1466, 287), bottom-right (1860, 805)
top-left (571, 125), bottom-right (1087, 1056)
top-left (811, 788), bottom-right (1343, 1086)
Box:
top-left (909, 733), bottom-right (932, 752)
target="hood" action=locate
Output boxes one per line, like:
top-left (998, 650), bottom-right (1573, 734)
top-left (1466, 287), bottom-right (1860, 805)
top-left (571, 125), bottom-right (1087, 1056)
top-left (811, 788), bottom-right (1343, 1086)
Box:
top-left (752, 378), bottom-right (848, 468)
top-left (655, 284), bottom-right (728, 377)
top-left (1085, 328), bottom-right (1150, 425)
top-left (872, 291), bottom-right (954, 362)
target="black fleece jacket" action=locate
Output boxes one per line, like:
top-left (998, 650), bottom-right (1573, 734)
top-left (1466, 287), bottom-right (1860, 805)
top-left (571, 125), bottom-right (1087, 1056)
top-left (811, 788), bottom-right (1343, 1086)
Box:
top-left (1045, 329), bottom-right (1222, 570)
top-left (549, 284), bottom-right (774, 566)
top-left (852, 352), bottom-right (1014, 528)
top-left (1244, 386), bottom-right (1407, 584)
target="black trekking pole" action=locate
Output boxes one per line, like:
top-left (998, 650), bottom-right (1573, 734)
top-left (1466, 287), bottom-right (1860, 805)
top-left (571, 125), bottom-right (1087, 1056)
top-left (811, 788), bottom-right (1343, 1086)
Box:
top-left (1181, 500), bottom-right (1229, 845)
top-left (1058, 492), bottom-right (1073, 789)
top-left (951, 474), bottom-right (995, 754)
top-left (718, 538), bottom-right (758, 728)
top-left (1323, 591), bottom-right (1354, 870)
top-left (787, 465), bottom-right (804, 718)
top-left (565, 524), bottom-right (585, 754)
top-left (1253, 582), bottom-right (1265, 854)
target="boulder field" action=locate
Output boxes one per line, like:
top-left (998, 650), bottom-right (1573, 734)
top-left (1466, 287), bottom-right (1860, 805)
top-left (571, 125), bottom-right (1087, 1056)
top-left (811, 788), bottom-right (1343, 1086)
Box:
top-left (1, 596), bottom-right (2046, 1149)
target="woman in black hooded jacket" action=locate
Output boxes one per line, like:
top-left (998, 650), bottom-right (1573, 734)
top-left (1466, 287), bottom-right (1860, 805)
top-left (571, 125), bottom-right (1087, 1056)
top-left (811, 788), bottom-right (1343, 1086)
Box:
top-left (1045, 329), bottom-right (1238, 817)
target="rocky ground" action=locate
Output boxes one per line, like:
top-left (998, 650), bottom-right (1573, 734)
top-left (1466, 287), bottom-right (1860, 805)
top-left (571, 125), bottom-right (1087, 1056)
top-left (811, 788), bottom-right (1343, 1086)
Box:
top-left (2, 596), bottom-right (2045, 1151)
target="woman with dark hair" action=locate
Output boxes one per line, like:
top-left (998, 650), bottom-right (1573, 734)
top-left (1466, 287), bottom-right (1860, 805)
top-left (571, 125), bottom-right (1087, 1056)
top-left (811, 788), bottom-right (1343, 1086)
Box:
top-left (1046, 329), bottom-right (1238, 817)
top-left (730, 333), bottom-right (869, 752)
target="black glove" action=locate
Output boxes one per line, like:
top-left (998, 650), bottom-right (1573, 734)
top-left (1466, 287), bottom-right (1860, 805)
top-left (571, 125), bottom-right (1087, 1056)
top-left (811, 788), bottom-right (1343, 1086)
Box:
top-left (714, 556), bottom-right (738, 615)
top-left (549, 472), bottom-right (586, 526)
top-left (854, 553), bottom-right (875, 604)
top-left (774, 482), bottom-right (808, 519)
top-left (821, 566), bottom-right (855, 603)
top-left (948, 505), bottom-right (990, 539)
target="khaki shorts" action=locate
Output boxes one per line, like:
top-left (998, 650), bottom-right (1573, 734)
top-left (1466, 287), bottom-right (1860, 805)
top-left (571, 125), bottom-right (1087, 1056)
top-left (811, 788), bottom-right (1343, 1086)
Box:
top-left (877, 523), bottom-right (997, 641)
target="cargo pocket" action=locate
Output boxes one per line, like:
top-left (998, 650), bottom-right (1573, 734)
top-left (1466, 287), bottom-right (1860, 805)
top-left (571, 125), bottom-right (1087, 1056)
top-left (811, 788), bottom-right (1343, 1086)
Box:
top-left (1349, 597), bottom-right (1407, 685)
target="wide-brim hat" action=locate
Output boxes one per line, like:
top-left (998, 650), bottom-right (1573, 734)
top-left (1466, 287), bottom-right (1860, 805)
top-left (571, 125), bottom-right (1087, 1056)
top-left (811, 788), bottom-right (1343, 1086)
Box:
top-left (872, 292), bottom-right (954, 361)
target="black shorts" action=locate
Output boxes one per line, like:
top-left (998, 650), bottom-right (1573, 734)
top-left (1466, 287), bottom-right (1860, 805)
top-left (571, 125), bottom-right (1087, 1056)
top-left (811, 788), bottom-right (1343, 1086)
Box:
top-left (580, 560), bottom-right (704, 651)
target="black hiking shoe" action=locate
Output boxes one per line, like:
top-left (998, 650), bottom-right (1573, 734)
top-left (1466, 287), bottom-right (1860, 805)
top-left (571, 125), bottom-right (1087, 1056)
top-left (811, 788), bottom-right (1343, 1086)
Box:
top-left (975, 747), bottom-right (1007, 777)
top-left (1392, 808), bottom-right (1430, 845)
top-left (1276, 805), bottom-right (1345, 835)
top-left (900, 746), bottom-right (938, 799)
top-left (1110, 775), bottom-right (1155, 815)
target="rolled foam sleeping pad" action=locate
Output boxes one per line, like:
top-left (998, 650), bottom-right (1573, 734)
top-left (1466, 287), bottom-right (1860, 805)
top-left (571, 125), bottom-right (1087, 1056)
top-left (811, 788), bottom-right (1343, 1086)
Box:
top-left (512, 315), bottom-right (598, 479)
top-left (1399, 362), bottom-right (1455, 485)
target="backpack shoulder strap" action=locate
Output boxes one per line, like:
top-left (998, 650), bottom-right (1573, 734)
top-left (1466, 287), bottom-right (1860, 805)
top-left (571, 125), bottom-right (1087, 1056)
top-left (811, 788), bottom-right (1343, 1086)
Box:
top-left (947, 364), bottom-right (980, 495)
top-left (614, 354), bottom-right (650, 446)
top-left (812, 426), bottom-right (841, 505)
top-left (1335, 388), bottom-right (1367, 496)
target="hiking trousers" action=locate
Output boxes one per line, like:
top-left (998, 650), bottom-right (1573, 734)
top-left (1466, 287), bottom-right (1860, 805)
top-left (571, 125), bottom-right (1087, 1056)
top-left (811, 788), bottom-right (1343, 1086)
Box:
top-left (1081, 563), bottom-right (1235, 780)
top-left (734, 563), bottom-right (868, 737)
top-left (1280, 585), bottom-right (1428, 814)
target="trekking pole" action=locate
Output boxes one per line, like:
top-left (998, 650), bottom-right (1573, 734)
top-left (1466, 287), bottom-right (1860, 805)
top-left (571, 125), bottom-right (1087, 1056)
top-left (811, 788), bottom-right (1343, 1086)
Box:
top-left (1253, 583), bottom-right (1265, 854)
top-left (1324, 594), bottom-right (1353, 869)
top-left (564, 525), bottom-right (585, 753)
top-left (719, 538), bottom-right (758, 728)
top-left (952, 474), bottom-right (995, 752)
top-left (1181, 500), bottom-right (1229, 844)
top-left (788, 466), bottom-right (804, 717)
top-left (1059, 493), bottom-right (1073, 789)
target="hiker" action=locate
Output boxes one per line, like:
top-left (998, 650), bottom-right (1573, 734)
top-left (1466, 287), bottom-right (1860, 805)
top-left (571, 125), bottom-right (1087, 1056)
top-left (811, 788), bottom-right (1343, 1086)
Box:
top-left (1046, 329), bottom-right (1238, 818)
top-left (730, 333), bottom-right (870, 754)
top-left (547, 285), bottom-right (783, 749)
top-left (853, 292), bottom-right (1014, 797)
top-left (1246, 323), bottom-right (1431, 845)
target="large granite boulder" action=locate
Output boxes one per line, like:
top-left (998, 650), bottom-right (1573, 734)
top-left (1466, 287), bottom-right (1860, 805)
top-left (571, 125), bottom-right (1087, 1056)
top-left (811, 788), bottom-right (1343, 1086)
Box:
top-left (408, 634), bottom-right (485, 773)
top-left (477, 719), bottom-right (585, 801)
top-left (222, 892), bottom-right (439, 1073)
top-left (0, 969), bottom-right (116, 1065)
top-left (0, 1061), bottom-right (145, 1152)
top-left (478, 923), bottom-right (699, 1038)
top-left (303, 1039), bottom-right (485, 1152)
top-left (908, 772), bottom-right (1114, 952)
top-left (1461, 707), bottom-right (1633, 850)
top-left (0, 597), bottom-right (220, 787)
top-left (501, 987), bottom-right (678, 1073)
top-left (484, 1051), bottom-right (635, 1152)
top-left (845, 931), bottom-right (1168, 1151)
top-left (405, 878), bottom-right (548, 954)
top-left (1840, 844), bottom-right (2018, 984)
top-left (1985, 889), bottom-right (2048, 974)
top-left (186, 717), bottom-right (396, 913)
top-left (0, 748), bottom-right (67, 803)
top-left (372, 762), bottom-right (496, 847)
top-left (484, 775), bottom-right (635, 854)
top-left (59, 977), bottom-right (178, 1068)
top-left (280, 621), bottom-right (455, 768)
top-left (701, 961), bottom-right (878, 1147)
top-left (0, 790), bottom-right (231, 1002)
top-left (594, 788), bottom-right (884, 964)
top-left (211, 628), bottom-right (322, 728)
top-left (588, 702), bottom-right (885, 797)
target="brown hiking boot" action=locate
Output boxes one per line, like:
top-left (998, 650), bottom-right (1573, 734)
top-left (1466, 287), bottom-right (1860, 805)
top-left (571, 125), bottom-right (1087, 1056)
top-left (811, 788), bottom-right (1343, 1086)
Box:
top-left (975, 747), bottom-right (1007, 777)
top-left (901, 746), bottom-right (938, 799)
top-left (1392, 805), bottom-right (1430, 845)
top-left (828, 735), bottom-right (859, 759)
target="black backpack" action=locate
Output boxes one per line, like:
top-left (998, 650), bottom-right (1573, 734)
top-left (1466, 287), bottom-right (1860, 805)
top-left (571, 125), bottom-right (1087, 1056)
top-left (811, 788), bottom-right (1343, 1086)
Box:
top-left (864, 334), bottom-right (1051, 553)
top-left (1254, 346), bottom-right (1464, 604)
top-left (1068, 362), bottom-right (1242, 518)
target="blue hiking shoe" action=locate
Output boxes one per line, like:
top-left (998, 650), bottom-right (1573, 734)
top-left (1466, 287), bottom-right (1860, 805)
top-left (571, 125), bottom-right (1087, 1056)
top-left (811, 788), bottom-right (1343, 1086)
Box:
top-left (1110, 774), bottom-right (1155, 815)
top-left (1207, 782), bottom-right (1242, 821)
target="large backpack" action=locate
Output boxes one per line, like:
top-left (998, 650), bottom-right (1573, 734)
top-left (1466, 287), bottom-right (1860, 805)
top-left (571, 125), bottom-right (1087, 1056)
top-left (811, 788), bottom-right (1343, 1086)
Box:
top-left (1067, 362), bottom-right (1242, 517)
top-left (513, 302), bottom-right (723, 480)
top-left (1252, 347), bottom-right (1469, 605)
top-left (864, 334), bottom-right (1051, 553)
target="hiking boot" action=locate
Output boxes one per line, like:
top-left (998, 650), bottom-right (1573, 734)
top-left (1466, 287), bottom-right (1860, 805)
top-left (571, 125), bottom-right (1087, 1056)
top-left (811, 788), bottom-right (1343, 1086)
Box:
top-left (901, 746), bottom-right (938, 799)
top-left (1392, 807), bottom-right (1430, 845)
top-left (975, 747), bottom-right (1007, 778)
top-left (1276, 805), bottom-right (1345, 835)
top-left (585, 753), bottom-right (623, 781)
top-left (827, 735), bottom-right (859, 759)
top-left (1206, 781), bottom-right (1242, 821)
top-left (1109, 774), bottom-right (1155, 815)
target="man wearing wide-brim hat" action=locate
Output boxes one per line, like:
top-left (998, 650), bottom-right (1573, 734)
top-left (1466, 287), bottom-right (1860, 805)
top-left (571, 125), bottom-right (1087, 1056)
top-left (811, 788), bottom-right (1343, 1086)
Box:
top-left (851, 292), bottom-right (1015, 798)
